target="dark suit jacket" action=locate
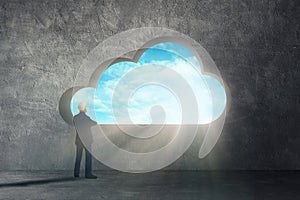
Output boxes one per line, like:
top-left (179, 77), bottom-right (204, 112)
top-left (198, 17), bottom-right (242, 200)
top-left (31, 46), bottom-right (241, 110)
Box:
top-left (73, 112), bottom-right (97, 148)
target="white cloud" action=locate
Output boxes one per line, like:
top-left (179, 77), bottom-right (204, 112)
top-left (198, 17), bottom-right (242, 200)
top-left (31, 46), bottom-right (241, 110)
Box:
top-left (71, 43), bottom-right (226, 124)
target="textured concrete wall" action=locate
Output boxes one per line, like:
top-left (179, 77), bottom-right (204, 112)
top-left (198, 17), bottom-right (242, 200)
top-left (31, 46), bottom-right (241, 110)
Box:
top-left (0, 0), bottom-right (299, 170)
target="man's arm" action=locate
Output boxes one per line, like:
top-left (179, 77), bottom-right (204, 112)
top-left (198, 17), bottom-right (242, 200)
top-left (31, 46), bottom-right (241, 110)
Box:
top-left (87, 116), bottom-right (97, 126)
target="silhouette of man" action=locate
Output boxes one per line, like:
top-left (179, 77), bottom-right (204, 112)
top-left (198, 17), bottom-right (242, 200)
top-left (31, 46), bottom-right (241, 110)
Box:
top-left (73, 102), bottom-right (97, 179)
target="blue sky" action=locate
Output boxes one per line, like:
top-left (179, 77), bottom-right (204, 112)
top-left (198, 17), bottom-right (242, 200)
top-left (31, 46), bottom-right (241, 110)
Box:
top-left (71, 42), bottom-right (226, 124)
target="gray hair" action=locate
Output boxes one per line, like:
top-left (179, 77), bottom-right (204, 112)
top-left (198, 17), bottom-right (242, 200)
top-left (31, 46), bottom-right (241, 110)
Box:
top-left (78, 102), bottom-right (86, 112)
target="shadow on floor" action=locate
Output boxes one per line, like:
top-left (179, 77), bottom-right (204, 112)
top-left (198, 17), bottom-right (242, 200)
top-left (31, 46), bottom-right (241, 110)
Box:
top-left (0, 177), bottom-right (76, 188)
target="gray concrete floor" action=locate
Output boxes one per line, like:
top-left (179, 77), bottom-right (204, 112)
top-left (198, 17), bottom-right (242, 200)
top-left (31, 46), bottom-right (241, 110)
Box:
top-left (0, 171), bottom-right (299, 200)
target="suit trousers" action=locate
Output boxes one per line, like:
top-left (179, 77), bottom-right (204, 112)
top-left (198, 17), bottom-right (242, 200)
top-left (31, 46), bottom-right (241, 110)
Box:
top-left (74, 144), bottom-right (92, 176)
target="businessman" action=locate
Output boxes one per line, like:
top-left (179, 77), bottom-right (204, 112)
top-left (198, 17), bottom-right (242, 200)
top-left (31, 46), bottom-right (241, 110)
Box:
top-left (73, 102), bottom-right (97, 179)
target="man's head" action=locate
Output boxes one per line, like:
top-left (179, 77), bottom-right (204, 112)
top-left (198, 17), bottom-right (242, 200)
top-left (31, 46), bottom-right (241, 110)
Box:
top-left (78, 102), bottom-right (87, 113)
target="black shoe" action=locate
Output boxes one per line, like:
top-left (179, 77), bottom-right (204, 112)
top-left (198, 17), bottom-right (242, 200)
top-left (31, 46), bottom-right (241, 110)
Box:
top-left (85, 174), bottom-right (97, 179)
top-left (74, 174), bottom-right (79, 178)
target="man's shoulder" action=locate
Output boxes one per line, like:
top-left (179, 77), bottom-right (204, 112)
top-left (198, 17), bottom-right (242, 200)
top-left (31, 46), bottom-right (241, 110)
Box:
top-left (73, 112), bottom-right (84, 121)
top-left (74, 112), bottom-right (92, 120)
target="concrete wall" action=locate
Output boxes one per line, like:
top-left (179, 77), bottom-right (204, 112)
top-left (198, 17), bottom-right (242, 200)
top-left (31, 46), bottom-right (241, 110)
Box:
top-left (0, 0), bottom-right (299, 170)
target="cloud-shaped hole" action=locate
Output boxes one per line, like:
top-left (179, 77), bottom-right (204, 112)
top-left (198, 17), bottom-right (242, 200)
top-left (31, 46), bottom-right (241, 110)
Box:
top-left (70, 42), bottom-right (226, 125)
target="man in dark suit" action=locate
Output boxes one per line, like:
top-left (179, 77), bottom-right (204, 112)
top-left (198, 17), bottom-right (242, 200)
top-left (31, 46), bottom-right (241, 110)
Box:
top-left (73, 102), bottom-right (97, 179)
